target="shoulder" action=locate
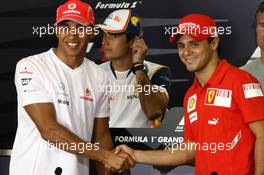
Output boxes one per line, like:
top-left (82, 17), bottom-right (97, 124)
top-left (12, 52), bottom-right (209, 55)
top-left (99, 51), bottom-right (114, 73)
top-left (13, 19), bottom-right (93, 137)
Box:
top-left (16, 50), bottom-right (51, 71)
top-left (99, 61), bottom-right (110, 71)
top-left (240, 58), bottom-right (261, 71)
top-left (85, 59), bottom-right (109, 82)
top-left (228, 64), bottom-right (258, 83)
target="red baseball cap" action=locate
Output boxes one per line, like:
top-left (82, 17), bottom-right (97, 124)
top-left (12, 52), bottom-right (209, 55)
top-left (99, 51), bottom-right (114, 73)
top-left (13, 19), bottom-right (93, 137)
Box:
top-left (169, 14), bottom-right (217, 43)
top-left (55, 0), bottom-right (94, 26)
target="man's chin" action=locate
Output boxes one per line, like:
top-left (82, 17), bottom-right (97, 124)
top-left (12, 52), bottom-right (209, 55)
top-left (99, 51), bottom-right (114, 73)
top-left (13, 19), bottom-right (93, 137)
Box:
top-left (186, 66), bottom-right (197, 72)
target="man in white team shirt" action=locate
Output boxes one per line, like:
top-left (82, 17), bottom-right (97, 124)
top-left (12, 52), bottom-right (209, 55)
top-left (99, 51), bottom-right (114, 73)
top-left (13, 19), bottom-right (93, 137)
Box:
top-left (97, 9), bottom-right (171, 128)
top-left (10, 1), bottom-right (134, 175)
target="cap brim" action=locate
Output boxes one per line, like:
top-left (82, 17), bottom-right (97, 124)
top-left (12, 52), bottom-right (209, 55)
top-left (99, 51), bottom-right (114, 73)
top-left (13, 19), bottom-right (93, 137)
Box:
top-left (55, 15), bottom-right (90, 26)
top-left (96, 24), bottom-right (126, 33)
top-left (169, 33), bottom-right (208, 43)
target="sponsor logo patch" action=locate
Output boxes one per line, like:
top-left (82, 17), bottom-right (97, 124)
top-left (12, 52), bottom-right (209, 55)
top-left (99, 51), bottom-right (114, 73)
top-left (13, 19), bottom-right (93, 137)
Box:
top-left (80, 87), bottom-right (94, 102)
top-left (187, 94), bottom-right (197, 113)
top-left (205, 88), bottom-right (232, 108)
top-left (19, 67), bottom-right (33, 74)
top-left (208, 118), bottom-right (219, 125)
top-left (21, 78), bottom-right (32, 86)
top-left (243, 83), bottom-right (264, 99)
top-left (58, 99), bottom-right (69, 106)
top-left (189, 111), bottom-right (198, 124)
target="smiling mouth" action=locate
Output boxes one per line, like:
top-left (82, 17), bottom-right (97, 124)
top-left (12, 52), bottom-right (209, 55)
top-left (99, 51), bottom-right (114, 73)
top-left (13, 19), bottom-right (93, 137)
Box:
top-left (185, 57), bottom-right (196, 64)
top-left (66, 42), bottom-right (80, 48)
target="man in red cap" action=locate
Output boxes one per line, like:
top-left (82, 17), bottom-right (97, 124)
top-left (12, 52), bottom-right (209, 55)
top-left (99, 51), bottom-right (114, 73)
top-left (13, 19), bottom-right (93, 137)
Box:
top-left (10, 1), bottom-right (134, 175)
top-left (115, 13), bottom-right (264, 175)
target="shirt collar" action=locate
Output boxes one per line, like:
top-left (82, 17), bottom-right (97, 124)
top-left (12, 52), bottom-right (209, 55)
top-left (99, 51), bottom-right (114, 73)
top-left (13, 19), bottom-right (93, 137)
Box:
top-left (193, 59), bottom-right (231, 90)
top-left (110, 61), bottom-right (133, 79)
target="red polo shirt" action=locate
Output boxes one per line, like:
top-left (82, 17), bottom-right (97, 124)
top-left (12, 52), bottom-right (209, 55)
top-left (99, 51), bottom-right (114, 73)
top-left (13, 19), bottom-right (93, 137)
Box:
top-left (183, 59), bottom-right (264, 175)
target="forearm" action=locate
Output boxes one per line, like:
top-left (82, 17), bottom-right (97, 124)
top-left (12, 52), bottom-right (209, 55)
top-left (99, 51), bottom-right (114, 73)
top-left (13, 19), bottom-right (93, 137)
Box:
top-left (134, 148), bottom-right (194, 166)
top-left (41, 123), bottom-right (106, 163)
top-left (135, 70), bottom-right (168, 120)
top-left (255, 136), bottom-right (264, 175)
top-left (95, 129), bottom-right (113, 175)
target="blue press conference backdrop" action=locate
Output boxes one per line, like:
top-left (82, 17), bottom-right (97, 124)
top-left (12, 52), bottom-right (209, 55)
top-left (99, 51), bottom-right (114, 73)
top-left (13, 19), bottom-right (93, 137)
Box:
top-left (0, 0), bottom-right (262, 174)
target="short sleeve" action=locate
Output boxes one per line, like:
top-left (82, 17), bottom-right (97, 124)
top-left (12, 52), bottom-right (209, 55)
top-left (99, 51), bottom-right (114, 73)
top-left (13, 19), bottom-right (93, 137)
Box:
top-left (233, 72), bottom-right (264, 123)
top-left (15, 59), bottom-right (52, 107)
top-left (94, 69), bottom-right (110, 118)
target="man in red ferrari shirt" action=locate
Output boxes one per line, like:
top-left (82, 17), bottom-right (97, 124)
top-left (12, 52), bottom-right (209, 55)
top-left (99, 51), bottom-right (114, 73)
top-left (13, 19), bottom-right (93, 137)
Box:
top-left (115, 14), bottom-right (264, 175)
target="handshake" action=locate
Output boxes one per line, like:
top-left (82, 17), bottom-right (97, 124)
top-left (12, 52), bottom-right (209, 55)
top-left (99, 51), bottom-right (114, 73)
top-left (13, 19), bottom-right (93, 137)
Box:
top-left (103, 145), bottom-right (138, 174)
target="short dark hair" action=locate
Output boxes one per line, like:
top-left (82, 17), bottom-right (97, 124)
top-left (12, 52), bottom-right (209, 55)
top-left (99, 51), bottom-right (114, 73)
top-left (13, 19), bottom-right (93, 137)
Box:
top-left (126, 33), bottom-right (136, 42)
top-left (255, 1), bottom-right (264, 27)
top-left (256, 1), bottom-right (264, 19)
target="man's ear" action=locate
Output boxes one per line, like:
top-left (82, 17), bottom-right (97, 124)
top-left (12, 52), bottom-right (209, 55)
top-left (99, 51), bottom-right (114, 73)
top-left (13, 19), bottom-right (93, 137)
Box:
top-left (210, 37), bottom-right (219, 51)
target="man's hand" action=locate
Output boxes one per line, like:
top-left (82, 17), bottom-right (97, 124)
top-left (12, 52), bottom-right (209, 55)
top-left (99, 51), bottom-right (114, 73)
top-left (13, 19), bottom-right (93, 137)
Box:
top-left (115, 145), bottom-right (137, 162)
top-left (103, 149), bottom-right (135, 173)
top-left (131, 37), bottom-right (148, 63)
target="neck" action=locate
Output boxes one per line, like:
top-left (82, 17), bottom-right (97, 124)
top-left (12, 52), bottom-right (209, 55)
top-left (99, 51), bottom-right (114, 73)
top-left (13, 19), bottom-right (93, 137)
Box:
top-left (111, 53), bottom-right (133, 71)
top-left (260, 49), bottom-right (264, 64)
top-left (195, 54), bottom-right (220, 87)
top-left (53, 48), bottom-right (85, 69)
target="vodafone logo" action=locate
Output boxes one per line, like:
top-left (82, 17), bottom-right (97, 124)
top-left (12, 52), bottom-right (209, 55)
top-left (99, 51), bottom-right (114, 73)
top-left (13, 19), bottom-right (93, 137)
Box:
top-left (68, 3), bottom-right (76, 10)
top-left (85, 88), bottom-right (91, 96)
top-left (80, 87), bottom-right (94, 102)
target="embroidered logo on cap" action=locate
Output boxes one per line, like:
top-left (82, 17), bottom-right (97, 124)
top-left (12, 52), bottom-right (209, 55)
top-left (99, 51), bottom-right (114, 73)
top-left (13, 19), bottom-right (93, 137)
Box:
top-left (68, 3), bottom-right (76, 10)
top-left (131, 16), bottom-right (139, 27)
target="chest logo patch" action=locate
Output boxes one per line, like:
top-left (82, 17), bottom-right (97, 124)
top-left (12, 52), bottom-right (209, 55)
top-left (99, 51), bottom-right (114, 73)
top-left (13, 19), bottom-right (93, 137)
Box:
top-left (207, 89), bottom-right (217, 104)
top-left (189, 111), bottom-right (198, 123)
top-left (187, 94), bottom-right (197, 113)
top-left (205, 88), bottom-right (232, 108)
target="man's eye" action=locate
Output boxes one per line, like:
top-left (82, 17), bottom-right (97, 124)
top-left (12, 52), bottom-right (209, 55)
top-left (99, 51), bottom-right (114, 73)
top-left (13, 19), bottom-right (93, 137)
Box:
top-left (109, 34), bottom-right (118, 38)
top-left (60, 25), bottom-right (69, 29)
top-left (257, 23), bottom-right (264, 28)
top-left (177, 44), bottom-right (184, 49)
top-left (191, 42), bottom-right (199, 47)
top-left (77, 26), bottom-right (85, 30)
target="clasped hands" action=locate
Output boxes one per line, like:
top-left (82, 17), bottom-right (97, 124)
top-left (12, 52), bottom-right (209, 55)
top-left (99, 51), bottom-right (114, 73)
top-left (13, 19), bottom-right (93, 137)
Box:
top-left (104, 145), bottom-right (136, 174)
